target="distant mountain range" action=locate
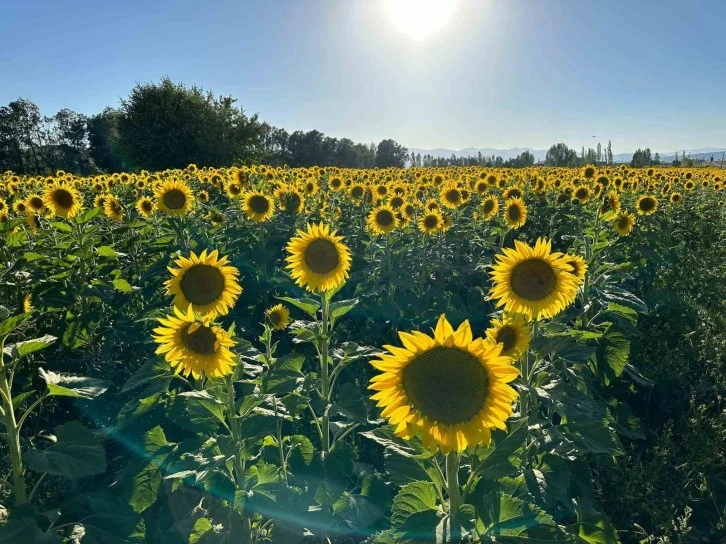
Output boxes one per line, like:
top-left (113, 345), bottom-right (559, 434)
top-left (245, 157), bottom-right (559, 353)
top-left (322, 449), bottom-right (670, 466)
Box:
top-left (407, 146), bottom-right (726, 164)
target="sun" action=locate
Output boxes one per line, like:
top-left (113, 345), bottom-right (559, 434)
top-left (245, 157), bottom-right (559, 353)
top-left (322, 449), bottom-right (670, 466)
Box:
top-left (383, 0), bottom-right (456, 41)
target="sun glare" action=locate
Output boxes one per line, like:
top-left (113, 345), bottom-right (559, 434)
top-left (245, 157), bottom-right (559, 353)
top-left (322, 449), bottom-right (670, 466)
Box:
top-left (384, 0), bottom-right (457, 41)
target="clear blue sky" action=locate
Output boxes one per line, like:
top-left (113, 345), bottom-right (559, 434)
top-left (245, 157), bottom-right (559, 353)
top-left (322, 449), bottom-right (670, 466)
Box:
top-left (2, 0), bottom-right (724, 153)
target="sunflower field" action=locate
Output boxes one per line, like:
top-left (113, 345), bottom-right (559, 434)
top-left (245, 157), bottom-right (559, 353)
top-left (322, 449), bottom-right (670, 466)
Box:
top-left (0, 165), bottom-right (724, 543)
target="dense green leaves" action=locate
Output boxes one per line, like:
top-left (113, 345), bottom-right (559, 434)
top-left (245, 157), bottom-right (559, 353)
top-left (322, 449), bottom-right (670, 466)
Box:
top-left (24, 421), bottom-right (106, 478)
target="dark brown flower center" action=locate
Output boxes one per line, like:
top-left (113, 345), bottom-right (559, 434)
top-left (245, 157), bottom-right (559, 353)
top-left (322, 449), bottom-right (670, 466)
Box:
top-left (249, 195), bottom-right (270, 214)
top-left (496, 326), bottom-right (517, 351)
top-left (402, 346), bottom-right (489, 425)
top-left (180, 264), bottom-right (225, 305)
top-left (163, 188), bottom-right (187, 210)
top-left (52, 188), bottom-right (74, 209)
top-left (423, 215), bottom-right (439, 229)
top-left (304, 239), bottom-right (339, 274)
top-left (376, 210), bottom-right (395, 227)
top-left (182, 324), bottom-right (217, 355)
top-left (510, 258), bottom-right (557, 301)
top-left (508, 204), bottom-right (521, 221)
top-left (445, 189), bottom-right (460, 204)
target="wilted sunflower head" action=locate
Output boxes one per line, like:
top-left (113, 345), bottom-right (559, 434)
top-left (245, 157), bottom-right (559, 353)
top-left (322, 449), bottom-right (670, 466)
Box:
top-left (285, 222), bottom-right (352, 293)
top-left (166, 249), bottom-right (243, 317)
top-left (369, 314), bottom-right (519, 453)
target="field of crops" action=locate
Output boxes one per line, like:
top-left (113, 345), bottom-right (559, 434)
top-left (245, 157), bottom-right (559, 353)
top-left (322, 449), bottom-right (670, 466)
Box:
top-left (0, 165), bottom-right (724, 543)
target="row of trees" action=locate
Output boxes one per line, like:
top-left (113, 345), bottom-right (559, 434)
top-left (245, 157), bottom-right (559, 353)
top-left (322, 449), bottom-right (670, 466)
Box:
top-left (0, 79), bottom-right (410, 175)
top-left (2, 78), bottom-right (694, 175)
top-left (544, 141), bottom-right (615, 167)
top-left (409, 149), bottom-right (536, 168)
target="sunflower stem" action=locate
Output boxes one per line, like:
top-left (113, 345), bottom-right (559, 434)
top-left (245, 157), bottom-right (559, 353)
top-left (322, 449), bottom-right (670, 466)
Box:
top-left (319, 292), bottom-right (331, 453)
top-left (445, 450), bottom-right (461, 543)
top-left (0, 338), bottom-right (27, 505)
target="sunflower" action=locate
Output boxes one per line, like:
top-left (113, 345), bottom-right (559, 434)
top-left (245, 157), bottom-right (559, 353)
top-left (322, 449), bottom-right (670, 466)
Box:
top-left (266, 304), bottom-right (291, 330)
top-left (503, 186), bottom-right (522, 201)
top-left (369, 315), bottom-right (518, 454)
top-left (136, 197), bottom-right (155, 217)
top-left (285, 222), bottom-right (352, 293)
top-left (103, 195), bottom-right (124, 221)
top-left (277, 189), bottom-right (304, 213)
top-left (485, 314), bottom-right (531, 360)
top-left (13, 201), bottom-right (27, 215)
top-left (563, 254), bottom-right (588, 283)
top-left (166, 249), bottom-right (242, 317)
top-left (22, 293), bottom-right (33, 314)
top-left (440, 186), bottom-right (463, 209)
top-left (226, 182), bottom-right (243, 198)
top-left (573, 186), bottom-right (591, 203)
top-left (153, 306), bottom-right (236, 379)
top-left (480, 196), bottom-right (499, 221)
top-left (349, 183), bottom-right (366, 202)
top-left (504, 198), bottom-right (527, 229)
top-left (367, 205), bottom-right (399, 235)
top-left (43, 182), bottom-right (83, 219)
top-left (25, 194), bottom-right (45, 213)
top-left (418, 210), bottom-right (444, 234)
top-left (242, 191), bottom-right (275, 222)
top-left (582, 165), bottom-right (596, 179)
top-left (155, 179), bottom-right (194, 216)
top-left (613, 211), bottom-right (636, 236)
top-left (599, 191), bottom-right (621, 219)
top-left (669, 192), bottom-right (682, 204)
top-left (490, 238), bottom-right (581, 320)
top-left (636, 195), bottom-right (658, 216)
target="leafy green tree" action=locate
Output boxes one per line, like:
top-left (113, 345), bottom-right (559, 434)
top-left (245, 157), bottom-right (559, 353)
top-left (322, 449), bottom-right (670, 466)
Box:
top-left (117, 78), bottom-right (265, 170)
top-left (545, 142), bottom-right (578, 166)
top-left (631, 148), bottom-right (652, 167)
top-left (0, 99), bottom-right (43, 173)
top-left (87, 108), bottom-right (125, 172)
top-left (375, 139), bottom-right (408, 168)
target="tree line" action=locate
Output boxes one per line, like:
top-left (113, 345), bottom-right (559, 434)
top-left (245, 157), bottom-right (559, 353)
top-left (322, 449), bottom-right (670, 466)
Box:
top-left (1, 78), bottom-right (686, 175)
top-left (0, 78), bottom-right (410, 175)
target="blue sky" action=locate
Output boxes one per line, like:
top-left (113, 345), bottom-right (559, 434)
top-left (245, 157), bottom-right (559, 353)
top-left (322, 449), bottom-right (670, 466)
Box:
top-left (2, 0), bottom-right (724, 153)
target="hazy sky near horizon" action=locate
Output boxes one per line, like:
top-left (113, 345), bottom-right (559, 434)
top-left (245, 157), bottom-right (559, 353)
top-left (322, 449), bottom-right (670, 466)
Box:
top-left (2, 0), bottom-right (724, 153)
